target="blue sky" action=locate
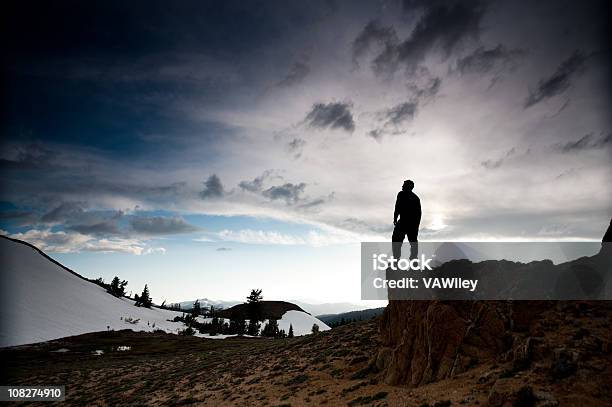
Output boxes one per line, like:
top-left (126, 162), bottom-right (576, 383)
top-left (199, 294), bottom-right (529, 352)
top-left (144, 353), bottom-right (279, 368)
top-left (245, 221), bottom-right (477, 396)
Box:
top-left (1, 0), bottom-right (611, 303)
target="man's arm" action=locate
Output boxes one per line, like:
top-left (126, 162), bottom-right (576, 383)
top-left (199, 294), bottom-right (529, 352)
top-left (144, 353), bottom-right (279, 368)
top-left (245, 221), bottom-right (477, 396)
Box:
top-left (394, 192), bottom-right (401, 225)
top-left (416, 197), bottom-right (422, 226)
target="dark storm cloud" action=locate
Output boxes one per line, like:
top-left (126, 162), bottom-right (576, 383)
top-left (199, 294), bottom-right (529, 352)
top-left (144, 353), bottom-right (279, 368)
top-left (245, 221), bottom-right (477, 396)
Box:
top-left (239, 170), bottom-right (330, 208)
top-left (554, 133), bottom-right (611, 153)
top-left (276, 60), bottom-right (311, 87)
top-left (353, 1), bottom-right (485, 77)
top-left (200, 174), bottom-right (224, 199)
top-left (262, 183), bottom-right (307, 204)
top-left (524, 51), bottom-right (588, 108)
top-left (41, 202), bottom-right (87, 223)
top-left (304, 102), bottom-right (355, 132)
top-left (368, 77), bottom-right (441, 140)
top-left (0, 144), bottom-right (58, 171)
top-left (286, 138), bottom-right (306, 158)
top-left (0, 210), bottom-right (38, 226)
top-left (386, 102), bottom-right (418, 125)
top-left (455, 45), bottom-right (524, 74)
top-left (238, 170), bottom-right (279, 193)
top-left (34, 201), bottom-right (126, 237)
top-left (67, 221), bottom-right (122, 236)
top-left (129, 216), bottom-right (199, 235)
top-left (352, 20), bottom-right (398, 68)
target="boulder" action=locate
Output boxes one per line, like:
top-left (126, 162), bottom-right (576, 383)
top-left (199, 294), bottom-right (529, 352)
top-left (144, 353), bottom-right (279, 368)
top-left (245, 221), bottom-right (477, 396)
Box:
top-left (378, 300), bottom-right (541, 386)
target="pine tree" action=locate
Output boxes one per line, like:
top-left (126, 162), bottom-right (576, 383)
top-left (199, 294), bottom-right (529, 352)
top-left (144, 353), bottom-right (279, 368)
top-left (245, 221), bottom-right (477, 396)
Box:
top-left (311, 323), bottom-right (320, 335)
top-left (288, 324), bottom-right (294, 338)
top-left (246, 289), bottom-right (263, 303)
top-left (136, 284), bottom-right (152, 308)
top-left (108, 276), bottom-right (128, 298)
top-left (191, 299), bottom-right (201, 317)
top-left (247, 319), bottom-right (261, 336)
top-left (261, 319), bottom-right (279, 337)
top-left (230, 318), bottom-right (247, 335)
top-left (246, 289), bottom-right (263, 323)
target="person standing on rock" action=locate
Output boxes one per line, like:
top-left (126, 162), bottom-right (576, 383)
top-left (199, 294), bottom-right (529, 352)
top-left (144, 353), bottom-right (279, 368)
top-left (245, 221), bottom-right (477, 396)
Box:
top-left (392, 180), bottom-right (421, 261)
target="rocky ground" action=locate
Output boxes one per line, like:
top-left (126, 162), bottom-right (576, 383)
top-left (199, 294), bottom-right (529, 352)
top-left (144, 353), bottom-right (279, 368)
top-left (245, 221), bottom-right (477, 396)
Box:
top-left (2, 301), bottom-right (611, 406)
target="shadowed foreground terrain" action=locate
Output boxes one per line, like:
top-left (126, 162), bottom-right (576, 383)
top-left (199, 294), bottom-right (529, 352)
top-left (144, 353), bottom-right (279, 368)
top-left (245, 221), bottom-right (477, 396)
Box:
top-left (2, 301), bottom-right (612, 406)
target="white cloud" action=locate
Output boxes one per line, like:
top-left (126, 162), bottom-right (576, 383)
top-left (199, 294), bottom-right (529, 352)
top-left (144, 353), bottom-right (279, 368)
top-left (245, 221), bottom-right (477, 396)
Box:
top-left (7, 229), bottom-right (165, 255)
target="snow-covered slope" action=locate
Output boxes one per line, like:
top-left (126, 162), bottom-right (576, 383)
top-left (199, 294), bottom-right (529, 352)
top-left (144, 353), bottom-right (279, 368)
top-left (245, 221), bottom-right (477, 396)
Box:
top-left (0, 237), bottom-right (185, 347)
top-left (0, 237), bottom-right (330, 347)
top-left (277, 310), bottom-right (330, 335)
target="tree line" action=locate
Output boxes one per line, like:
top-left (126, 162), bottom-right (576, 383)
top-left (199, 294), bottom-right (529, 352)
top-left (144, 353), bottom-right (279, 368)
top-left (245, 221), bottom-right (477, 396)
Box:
top-left (92, 275), bottom-right (153, 308)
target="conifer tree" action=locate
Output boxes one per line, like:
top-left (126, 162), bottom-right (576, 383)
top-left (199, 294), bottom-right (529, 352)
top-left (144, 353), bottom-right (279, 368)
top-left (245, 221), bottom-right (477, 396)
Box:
top-left (136, 284), bottom-right (152, 308)
top-left (246, 289), bottom-right (263, 323)
top-left (191, 299), bottom-right (201, 317)
top-left (246, 289), bottom-right (263, 303)
top-left (247, 319), bottom-right (261, 336)
top-left (262, 319), bottom-right (279, 337)
top-left (108, 276), bottom-right (128, 297)
top-left (288, 324), bottom-right (294, 338)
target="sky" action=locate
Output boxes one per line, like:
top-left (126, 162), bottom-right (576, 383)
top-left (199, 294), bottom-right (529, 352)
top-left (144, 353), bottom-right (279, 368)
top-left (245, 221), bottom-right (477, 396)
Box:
top-left (1, 0), bottom-right (611, 303)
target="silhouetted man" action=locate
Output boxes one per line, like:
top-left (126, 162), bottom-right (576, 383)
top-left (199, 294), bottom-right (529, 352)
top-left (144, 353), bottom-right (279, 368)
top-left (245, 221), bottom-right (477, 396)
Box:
top-left (392, 180), bottom-right (421, 260)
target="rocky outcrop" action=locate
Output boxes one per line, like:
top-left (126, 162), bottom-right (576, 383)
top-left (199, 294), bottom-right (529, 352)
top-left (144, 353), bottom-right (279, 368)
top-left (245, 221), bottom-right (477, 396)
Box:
top-left (377, 221), bottom-right (612, 387)
top-left (378, 300), bottom-right (551, 386)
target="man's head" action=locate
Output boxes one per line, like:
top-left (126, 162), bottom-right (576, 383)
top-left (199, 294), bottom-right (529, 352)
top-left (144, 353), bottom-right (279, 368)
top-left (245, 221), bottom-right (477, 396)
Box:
top-left (402, 180), bottom-right (414, 191)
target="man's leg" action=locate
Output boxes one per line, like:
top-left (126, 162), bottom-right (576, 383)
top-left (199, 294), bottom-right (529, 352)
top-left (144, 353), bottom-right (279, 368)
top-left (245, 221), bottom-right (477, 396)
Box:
top-left (408, 228), bottom-right (418, 260)
top-left (392, 223), bottom-right (404, 260)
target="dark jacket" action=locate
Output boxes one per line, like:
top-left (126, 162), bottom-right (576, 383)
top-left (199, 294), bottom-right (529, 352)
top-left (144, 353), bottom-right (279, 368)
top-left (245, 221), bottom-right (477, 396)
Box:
top-left (394, 190), bottom-right (421, 228)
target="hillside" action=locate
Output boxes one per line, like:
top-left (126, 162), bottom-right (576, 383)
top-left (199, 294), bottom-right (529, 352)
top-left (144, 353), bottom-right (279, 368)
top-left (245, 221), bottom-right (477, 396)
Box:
top-left (0, 236), bottom-right (329, 346)
top-left (216, 300), bottom-right (306, 320)
top-left (318, 307), bottom-right (386, 326)
top-left (0, 236), bottom-right (186, 347)
top-left (3, 301), bottom-right (611, 406)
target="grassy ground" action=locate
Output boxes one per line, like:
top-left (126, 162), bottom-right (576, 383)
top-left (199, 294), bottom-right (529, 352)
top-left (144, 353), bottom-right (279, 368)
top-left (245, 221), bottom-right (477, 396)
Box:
top-left (2, 304), bottom-right (612, 406)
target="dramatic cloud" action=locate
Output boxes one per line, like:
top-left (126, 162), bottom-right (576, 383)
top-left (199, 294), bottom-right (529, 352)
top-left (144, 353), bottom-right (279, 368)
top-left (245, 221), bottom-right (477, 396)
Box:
top-left (238, 170), bottom-right (279, 193)
top-left (2, 0), bottom-right (611, 259)
top-left (67, 221), bottom-right (121, 236)
top-left (524, 51), bottom-right (588, 108)
top-left (386, 102), bottom-right (418, 125)
top-left (276, 60), bottom-right (310, 87)
top-left (129, 216), bottom-right (199, 235)
top-left (455, 45), bottom-right (524, 75)
top-left (262, 183), bottom-right (307, 205)
top-left (6, 229), bottom-right (162, 255)
top-left (0, 144), bottom-right (57, 171)
top-left (41, 201), bottom-right (85, 223)
top-left (368, 77), bottom-right (441, 140)
top-left (351, 20), bottom-right (398, 68)
top-left (286, 138), bottom-right (306, 159)
top-left (200, 174), bottom-right (224, 199)
top-left (353, 1), bottom-right (485, 77)
top-left (304, 102), bottom-right (355, 132)
top-left (0, 210), bottom-right (38, 226)
top-left (554, 133), bottom-right (611, 153)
